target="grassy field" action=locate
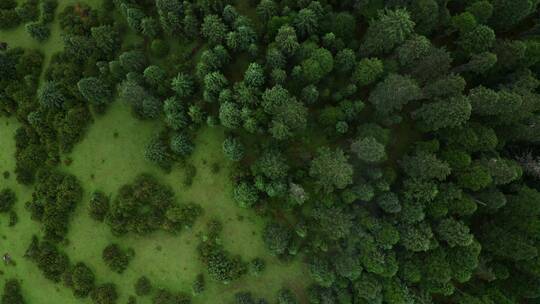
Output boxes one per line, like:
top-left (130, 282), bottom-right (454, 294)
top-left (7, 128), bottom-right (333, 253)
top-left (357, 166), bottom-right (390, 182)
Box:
top-left (0, 101), bottom-right (308, 303)
top-left (0, 0), bottom-right (308, 302)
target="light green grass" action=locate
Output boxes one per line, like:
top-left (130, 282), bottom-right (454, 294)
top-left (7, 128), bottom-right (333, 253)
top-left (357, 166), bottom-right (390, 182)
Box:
top-left (0, 101), bottom-right (308, 303)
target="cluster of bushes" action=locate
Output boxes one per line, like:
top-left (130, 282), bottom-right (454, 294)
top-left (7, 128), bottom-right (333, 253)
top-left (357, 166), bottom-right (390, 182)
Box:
top-left (197, 220), bottom-right (247, 283)
top-left (105, 174), bottom-right (202, 235)
top-left (25, 236), bottom-right (119, 303)
top-left (25, 0), bottom-right (58, 42)
top-left (25, 169), bottom-right (83, 242)
top-left (0, 0), bottom-right (40, 30)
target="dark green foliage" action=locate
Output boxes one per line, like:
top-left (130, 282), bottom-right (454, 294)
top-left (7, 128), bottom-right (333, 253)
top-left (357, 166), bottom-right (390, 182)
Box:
top-left (277, 288), bottom-right (297, 304)
top-left (78, 77), bottom-right (112, 106)
top-left (309, 147), bottom-right (353, 193)
top-left (191, 274), bottom-right (204, 295)
top-left (262, 222), bottom-right (291, 256)
top-left (351, 137), bottom-right (386, 163)
top-left (91, 283), bottom-right (118, 304)
top-left (26, 22), bottom-right (50, 42)
top-left (102, 243), bottom-right (132, 274)
top-left (369, 74), bottom-right (422, 115)
top-left (170, 132), bottom-right (194, 157)
top-left (26, 170), bottom-right (83, 242)
top-left (0, 188), bottom-right (16, 212)
top-left (135, 276), bottom-right (152, 296)
top-left (354, 58), bottom-right (384, 86)
top-left (106, 174), bottom-right (201, 235)
top-left (248, 258), bottom-right (265, 276)
top-left (201, 15), bottom-right (227, 45)
top-left (119, 50), bottom-right (147, 73)
top-left (88, 191), bottom-right (110, 222)
top-left (361, 9), bottom-right (415, 56)
top-left (144, 134), bottom-right (173, 170)
top-left (28, 239), bottom-right (70, 282)
top-left (152, 289), bottom-right (191, 304)
top-left (1, 279), bottom-right (25, 304)
top-left (198, 220), bottom-right (247, 283)
top-left (65, 262), bottom-right (96, 298)
top-left (3, 1), bottom-right (540, 303)
top-left (490, 0), bottom-right (534, 31)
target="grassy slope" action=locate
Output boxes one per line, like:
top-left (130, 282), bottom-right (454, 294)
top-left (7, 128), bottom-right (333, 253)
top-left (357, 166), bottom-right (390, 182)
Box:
top-left (0, 0), bottom-right (308, 302)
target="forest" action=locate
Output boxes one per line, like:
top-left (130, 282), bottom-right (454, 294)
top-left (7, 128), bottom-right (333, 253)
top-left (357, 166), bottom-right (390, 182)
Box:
top-left (1, 0), bottom-right (540, 303)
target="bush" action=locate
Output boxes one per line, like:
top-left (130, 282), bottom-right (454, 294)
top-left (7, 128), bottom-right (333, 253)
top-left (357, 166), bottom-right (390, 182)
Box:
top-left (102, 244), bottom-right (132, 274)
top-left (0, 188), bottom-right (16, 212)
top-left (91, 283), bottom-right (118, 304)
top-left (192, 274), bottom-right (205, 295)
top-left (1, 279), bottom-right (25, 304)
top-left (0, 9), bottom-right (20, 29)
top-left (26, 22), bottom-right (50, 42)
top-left (135, 276), bottom-right (152, 296)
top-left (88, 191), bottom-right (110, 222)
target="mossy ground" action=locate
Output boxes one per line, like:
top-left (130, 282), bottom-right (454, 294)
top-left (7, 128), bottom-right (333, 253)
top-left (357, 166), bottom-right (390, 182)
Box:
top-left (0, 0), bottom-right (308, 302)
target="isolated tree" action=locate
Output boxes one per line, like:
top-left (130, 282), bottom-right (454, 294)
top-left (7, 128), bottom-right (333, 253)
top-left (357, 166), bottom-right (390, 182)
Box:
top-left (310, 147), bottom-right (353, 193)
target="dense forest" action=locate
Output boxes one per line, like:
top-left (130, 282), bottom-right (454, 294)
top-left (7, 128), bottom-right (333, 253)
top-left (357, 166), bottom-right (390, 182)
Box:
top-left (1, 0), bottom-right (540, 303)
